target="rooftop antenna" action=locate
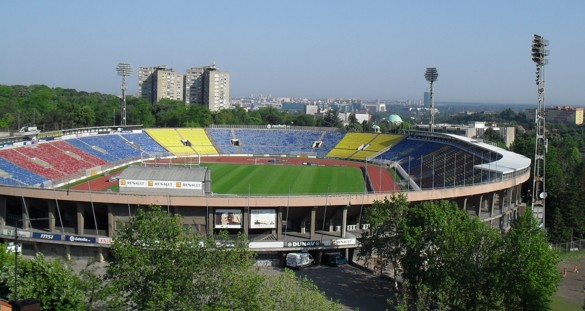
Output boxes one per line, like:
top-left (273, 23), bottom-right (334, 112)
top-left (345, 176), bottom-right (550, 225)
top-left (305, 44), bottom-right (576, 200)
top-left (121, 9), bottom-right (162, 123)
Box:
top-left (531, 34), bottom-right (549, 227)
top-left (424, 67), bottom-right (439, 132)
top-left (116, 63), bottom-right (132, 126)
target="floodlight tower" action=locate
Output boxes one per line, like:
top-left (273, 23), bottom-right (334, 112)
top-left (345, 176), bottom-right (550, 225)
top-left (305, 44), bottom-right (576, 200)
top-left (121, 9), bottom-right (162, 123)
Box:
top-left (425, 67), bottom-right (439, 133)
top-left (531, 34), bottom-right (549, 227)
top-left (116, 63), bottom-right (132, 126)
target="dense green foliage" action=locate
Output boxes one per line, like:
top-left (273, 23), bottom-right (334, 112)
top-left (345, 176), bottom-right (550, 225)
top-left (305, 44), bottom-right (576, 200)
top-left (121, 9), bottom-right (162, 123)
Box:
top-left (360, 197), bottom-right (560, 310)
top-left (0, 84), bottom-right (350, 131)
top-left (105, 206), bottom-right (340, 310)
top-left (0, 254), bottom-right (86, 310)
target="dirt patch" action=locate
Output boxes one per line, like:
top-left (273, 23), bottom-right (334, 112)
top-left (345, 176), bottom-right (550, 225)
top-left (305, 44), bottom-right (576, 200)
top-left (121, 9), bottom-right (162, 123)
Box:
top-left (557, 255), bottom-right (585, 307)
top-left (70, 174), bottom-right (116, 191)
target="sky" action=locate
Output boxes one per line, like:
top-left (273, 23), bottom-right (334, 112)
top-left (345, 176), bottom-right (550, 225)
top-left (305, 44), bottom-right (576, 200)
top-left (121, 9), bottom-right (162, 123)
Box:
top-left (1, 1), bottom-right (584, 105)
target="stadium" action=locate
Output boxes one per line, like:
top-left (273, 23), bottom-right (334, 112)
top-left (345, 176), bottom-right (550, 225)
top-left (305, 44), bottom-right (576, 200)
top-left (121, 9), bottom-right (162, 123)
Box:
top-left (0, 124), bottom-right (530, 266)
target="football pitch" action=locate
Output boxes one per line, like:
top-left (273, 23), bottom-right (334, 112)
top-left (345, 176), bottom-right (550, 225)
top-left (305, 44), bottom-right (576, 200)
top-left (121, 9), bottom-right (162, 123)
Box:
top-left (201, 163), bottom-right (365, 195)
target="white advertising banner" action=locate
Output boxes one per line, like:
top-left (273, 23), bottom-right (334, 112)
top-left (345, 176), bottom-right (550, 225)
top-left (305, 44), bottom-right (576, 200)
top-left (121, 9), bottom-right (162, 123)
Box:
top-left (332, 238), bottom-right (357, 246)
top-left (119, 179), bottom-right (202, 190)
top-left (250, 209), bottom-right (277, 229)
top-left (249, 241), bottom-right (284, 249)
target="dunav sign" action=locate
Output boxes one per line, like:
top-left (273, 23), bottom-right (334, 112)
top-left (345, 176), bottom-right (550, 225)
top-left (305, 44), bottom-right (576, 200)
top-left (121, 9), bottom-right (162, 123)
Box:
top-left (286, 240), bottom-right (322, 248)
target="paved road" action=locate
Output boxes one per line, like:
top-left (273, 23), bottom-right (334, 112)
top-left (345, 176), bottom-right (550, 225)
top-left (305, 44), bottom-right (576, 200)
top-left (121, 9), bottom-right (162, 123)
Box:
top-left (291, 264), bottom-right (396, 311)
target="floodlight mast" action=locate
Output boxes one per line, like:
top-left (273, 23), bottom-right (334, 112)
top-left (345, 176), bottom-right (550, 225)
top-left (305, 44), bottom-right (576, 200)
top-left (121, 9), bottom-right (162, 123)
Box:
top-left (116, 63), bottom-right (132, 126)
top-left (425, 68), bottom-right (439, 133)
top-left (531, 34), bottom-right (549, 228)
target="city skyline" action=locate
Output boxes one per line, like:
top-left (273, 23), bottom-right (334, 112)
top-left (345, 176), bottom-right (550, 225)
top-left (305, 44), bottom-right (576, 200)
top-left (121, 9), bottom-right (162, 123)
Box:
top-left (1, 1), bottom-right (584, 105)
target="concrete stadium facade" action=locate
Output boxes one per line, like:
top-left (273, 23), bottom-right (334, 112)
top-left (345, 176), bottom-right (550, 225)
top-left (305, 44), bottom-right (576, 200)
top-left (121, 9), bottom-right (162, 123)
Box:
top-left (0, 130), bottom-right (531, 265)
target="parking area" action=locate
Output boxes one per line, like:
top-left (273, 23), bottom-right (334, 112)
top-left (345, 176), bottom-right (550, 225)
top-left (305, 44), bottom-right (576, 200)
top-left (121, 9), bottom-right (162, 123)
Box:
top-left (263, 263), bottom-right (396, 311)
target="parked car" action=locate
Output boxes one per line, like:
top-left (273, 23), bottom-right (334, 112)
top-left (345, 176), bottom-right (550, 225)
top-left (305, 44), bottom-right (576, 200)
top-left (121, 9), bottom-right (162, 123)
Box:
top-left (6, 242), bottom-right (22, 254)
top-left (286, 252), bottom-right (314, 269)
top-left (322, 252), bottom-right (347, 267)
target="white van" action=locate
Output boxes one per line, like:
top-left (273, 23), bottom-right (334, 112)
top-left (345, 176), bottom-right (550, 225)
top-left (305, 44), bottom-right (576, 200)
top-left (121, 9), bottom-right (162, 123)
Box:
top-left (286, 252), bottom-right (314, 269)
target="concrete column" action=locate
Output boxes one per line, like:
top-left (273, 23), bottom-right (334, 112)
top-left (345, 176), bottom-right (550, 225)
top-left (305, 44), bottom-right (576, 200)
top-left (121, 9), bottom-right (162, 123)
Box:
top-left (310, 207), bottom-right (317, 240)
top-left (277, 207), bottom-right (283, 240)
top-left (476, 195), bottom-right (483, 218)
top-left (48, 200), bottom-right (56, 232)
top-left (22, 199), bottom-right (29, 230)
top-left (498, 190), bottom-right (505, 214)
top-left (65, 245), bottom-right (71, 261)
top-left (107, 204), bottom-right (114, 237)
top-left (462, 196), bottom-right (468, 210)
top-left (489, 192), bottom-right (496, 217)
top-left (207, 208), bottom-right (214, 235)
top-left (0, 196), bottom-right (6, 228)
top-left (507, 188), bottom-right (513, 212)
top-left (76, 202), bottom-right (85, 235)
top-left (341, 205), bottom-right (348, 238)
top-left (98, 248), bottom-right (104, 263)
top-left (243, 208), bottom-right (249, 235)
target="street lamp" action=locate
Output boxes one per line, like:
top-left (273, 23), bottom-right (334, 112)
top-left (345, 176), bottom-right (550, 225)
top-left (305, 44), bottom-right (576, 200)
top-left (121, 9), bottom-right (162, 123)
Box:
top-left (425, 67), bottom-right (439, 133)
top-left (116, 63), bottom-right (132, 127)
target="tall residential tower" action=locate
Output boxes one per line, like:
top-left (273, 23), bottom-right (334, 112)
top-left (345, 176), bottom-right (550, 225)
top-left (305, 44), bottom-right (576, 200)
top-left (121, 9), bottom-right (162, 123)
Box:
top-left (139, 64), bottom-right (230, 111)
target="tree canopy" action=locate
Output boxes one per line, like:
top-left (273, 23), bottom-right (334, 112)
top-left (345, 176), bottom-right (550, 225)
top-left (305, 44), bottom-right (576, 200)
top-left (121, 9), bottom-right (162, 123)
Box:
top-left (360, 197), bottom-right (561, 310)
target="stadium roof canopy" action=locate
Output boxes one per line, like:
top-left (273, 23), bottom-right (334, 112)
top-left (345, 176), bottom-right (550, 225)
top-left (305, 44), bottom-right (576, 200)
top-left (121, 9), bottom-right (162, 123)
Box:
top-left (445, 134), bottom-right (531, 174)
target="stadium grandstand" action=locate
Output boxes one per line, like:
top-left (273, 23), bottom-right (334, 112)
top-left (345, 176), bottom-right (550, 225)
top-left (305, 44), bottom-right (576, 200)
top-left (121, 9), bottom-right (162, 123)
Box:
top-left (0, 124), bottom-right (530, 266)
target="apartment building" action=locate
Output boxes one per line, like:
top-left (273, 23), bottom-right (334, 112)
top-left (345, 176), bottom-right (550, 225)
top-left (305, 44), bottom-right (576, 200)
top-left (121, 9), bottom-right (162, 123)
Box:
top-left (204, 69), bottom-right (230, 111)
top-left (526, 106), bottom-right (584, 125)
top-left (139, 64), bottom-right (231, 111)
top-left (138, 66), bottom-right (184, 103)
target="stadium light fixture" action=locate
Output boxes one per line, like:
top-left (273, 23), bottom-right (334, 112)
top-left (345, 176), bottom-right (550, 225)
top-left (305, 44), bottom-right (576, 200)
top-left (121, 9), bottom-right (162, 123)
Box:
top-left (424, 67), bottom-right (439, 133)
top-left (531, 34), bottom-right (549, 227)
top-left (116, 63), bottom-right (132, 126)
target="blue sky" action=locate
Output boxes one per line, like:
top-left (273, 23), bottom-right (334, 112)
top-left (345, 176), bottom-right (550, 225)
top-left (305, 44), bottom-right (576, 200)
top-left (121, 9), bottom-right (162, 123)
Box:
top-left (1, 1), bottom-right (584, 105)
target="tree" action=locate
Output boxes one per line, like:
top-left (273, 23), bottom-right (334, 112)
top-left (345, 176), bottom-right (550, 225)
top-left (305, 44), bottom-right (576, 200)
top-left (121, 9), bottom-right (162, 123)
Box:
top-left (184, 104), bottom-right (212, 127)
top-left (258, 269), bottom-right (341, 310)
top-left (127, 97), bottom-right (155, 127)
top-left (358, 193), bottom-right (408, 290)
top-left (294, 114), bottom-right (316, 126)
top-left (0, 253), bottom-right (86, 310)
top-left (345, 113), bottom-right (361, 132)
top-left (105, 206), bottom-right (264, 310)
top-left (400, 200), bottom-right (504, 310)
top-left (483, 128), bottom-right (505, 147)
top-left (105, 206), bottom-right (340, 310)
top-left (499, 209), bottom-right (561, 310)
top-left (320, 109), bottom-right (342, 128)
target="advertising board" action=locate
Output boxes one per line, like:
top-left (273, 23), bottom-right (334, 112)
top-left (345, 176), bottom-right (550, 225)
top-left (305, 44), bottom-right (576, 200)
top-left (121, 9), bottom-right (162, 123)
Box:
top-left (214, 209), bottom-right (242, 229)
top-left (250, 209), bottom-right (276, 229)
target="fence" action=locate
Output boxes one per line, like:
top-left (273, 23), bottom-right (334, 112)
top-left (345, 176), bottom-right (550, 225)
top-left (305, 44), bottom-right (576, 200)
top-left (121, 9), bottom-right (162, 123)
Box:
top-left (552, 239), bottom-right (585, 252)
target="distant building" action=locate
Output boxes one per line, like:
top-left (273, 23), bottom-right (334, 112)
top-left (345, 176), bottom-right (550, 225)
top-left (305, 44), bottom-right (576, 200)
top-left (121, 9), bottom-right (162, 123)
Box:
top-left (526, 106), bottom-right (584, 125)
top-left (423, 91), bottom-right (431, 107)
top-left (340, 112), bottom-right (369, 126)
top-left (282, 103), bottom-right (319, 115)
top-left (415, 121), bottom-right (516, 147)
top-left (138, 64), bottom-right (231, 111)
top-left (138, 66), bottom-right (184, 103)
top-left (204, 68), bottom-right (231, 111)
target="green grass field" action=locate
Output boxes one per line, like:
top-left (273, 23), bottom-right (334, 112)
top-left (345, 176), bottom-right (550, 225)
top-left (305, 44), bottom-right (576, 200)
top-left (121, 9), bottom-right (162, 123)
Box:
top-left (201, 163), bottom-right (365, 195)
